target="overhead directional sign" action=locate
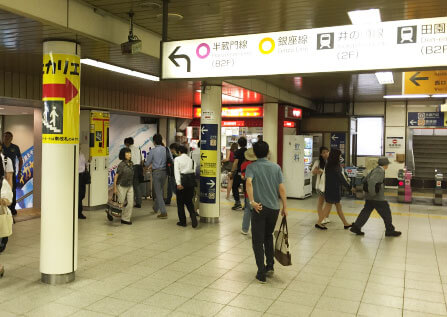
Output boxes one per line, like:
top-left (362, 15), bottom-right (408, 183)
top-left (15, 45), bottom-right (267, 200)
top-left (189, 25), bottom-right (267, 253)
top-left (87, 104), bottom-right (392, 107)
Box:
top-left (200, 123), bottom-right (218, 204)
top-left (403, 70), bottom-right (447, 94)
top-left (408, 112), bottom-right (445, 127)
top-left (162, 17), bottom-right (447, 79)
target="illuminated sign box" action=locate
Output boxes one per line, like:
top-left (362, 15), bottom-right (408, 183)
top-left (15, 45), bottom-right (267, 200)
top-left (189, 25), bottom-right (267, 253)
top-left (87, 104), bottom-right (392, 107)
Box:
top-left (283, 121), bottom-right (296, 128)
top-left (222, 121), bottom-right (246, 127)
top-left (193, 107), bottom-right (263, 118)
top-left (285, 106), bottom-right (302, 119)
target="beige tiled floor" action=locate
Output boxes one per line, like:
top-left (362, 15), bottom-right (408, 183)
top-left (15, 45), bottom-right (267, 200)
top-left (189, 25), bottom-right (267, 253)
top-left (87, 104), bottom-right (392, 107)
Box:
top-left (1, 193), bottom-right (447, 316)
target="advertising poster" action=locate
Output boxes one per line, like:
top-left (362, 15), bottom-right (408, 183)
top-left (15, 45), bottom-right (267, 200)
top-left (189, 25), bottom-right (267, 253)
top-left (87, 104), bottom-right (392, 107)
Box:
top-left (16, 146), bottom-right (34, 210)
top-left (42, 53), bottom-right (80, 144)
top-left (108, 115), bottom-right (157, 186)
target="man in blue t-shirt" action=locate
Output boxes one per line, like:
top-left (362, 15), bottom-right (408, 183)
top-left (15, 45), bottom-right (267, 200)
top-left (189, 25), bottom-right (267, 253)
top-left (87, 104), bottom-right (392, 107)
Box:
top-left (246, 141), bottom-right (287, 284)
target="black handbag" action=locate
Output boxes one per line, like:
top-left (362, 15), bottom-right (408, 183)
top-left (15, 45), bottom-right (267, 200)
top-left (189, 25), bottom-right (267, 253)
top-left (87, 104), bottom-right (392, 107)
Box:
top-left (181, 158), bottom-right (196, 188)
top-left (81, 166), bottom-right (91, 185)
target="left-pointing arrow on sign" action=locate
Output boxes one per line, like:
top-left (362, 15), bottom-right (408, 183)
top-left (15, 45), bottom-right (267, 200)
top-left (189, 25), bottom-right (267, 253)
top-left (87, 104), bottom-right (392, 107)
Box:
top-left (201, 153), bottom-right (208, 160)
top-left (409, 71), bottom-right (429, 87)
top-left (43, 78), bottom-right (78, 103)
top-left (169, 46), bottom-right (191, 72)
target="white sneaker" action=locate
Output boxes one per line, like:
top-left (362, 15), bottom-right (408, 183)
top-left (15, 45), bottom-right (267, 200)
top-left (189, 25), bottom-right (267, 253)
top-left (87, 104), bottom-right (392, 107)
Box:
top-left (241, 230), bottom-right (248, 235)
top-left (322, 218), bottom-right (331, 225)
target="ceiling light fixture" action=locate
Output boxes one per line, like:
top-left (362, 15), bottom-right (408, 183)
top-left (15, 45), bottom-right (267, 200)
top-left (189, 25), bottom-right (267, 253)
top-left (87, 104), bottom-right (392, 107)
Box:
top-left (375, 72), bottom-right (394, 84)
top-left (81, 59), bottom-right (159, 81)
top-left (348, 9), bottom-right (381, 24)
top-left (384, 94), bottom-right (430, 99)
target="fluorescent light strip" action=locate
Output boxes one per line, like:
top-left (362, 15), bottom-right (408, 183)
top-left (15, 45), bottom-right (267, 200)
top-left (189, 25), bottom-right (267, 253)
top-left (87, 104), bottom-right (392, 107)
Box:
top-left (348, 9), bottom-right (381, 25)
top-left (80, 58), bottom-right (159, 81)
top-left (375, 72), bottom-right (394, 84)
top-left (384, 94), bottom-right (430, 99)
top-left (432, 94), bottom-right (447, 98)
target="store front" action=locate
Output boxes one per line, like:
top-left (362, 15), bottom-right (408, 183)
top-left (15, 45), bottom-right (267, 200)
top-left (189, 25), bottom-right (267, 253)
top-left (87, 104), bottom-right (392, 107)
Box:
top-left (188, 106), bottom-right (264, 157)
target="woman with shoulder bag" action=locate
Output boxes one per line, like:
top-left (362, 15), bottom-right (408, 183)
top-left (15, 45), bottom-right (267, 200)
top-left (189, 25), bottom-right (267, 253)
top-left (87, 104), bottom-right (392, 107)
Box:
top-left (113, 148), bottom-right (134, 225)
top-left (312, 147), bottom-right (329, 226)
top-left (316, 149), bottom-right (353, 230)
top-left (0, 161), bottom-right (14, 277)
top-left (174, 145), bottom-right (198, 228)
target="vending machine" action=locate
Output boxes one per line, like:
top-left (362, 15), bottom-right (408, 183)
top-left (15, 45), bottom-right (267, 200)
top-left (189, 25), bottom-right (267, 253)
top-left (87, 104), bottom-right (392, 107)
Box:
top-left (283, 135), bottom-right (313, 199)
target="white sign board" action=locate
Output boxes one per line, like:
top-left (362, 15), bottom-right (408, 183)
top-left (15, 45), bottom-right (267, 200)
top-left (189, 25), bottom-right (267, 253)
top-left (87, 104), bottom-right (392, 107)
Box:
top-left (162, 17), bottom-right (447, 79)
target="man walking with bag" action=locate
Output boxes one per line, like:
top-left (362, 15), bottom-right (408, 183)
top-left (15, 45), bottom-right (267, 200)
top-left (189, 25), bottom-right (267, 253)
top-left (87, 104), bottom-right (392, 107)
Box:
top-left (350, 157), bottom-right (401, 237)
top-left (145, 134), bottom-right (172, 219)
top-left (246, 141), bottom-right (287, 283)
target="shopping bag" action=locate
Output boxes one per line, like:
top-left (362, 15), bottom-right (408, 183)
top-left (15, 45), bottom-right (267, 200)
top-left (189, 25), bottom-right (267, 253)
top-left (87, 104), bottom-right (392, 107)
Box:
top-left (274, 216), bottom-right (292, 266)
top-left (0, 207), bottom-right (13, 238)
top-left (318, 169), bottom-right (326, 193)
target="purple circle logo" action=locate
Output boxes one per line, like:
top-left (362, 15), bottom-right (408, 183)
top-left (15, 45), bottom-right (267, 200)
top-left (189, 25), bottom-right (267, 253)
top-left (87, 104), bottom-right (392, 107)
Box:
top-left (196, 43), bottom-right (210, 59)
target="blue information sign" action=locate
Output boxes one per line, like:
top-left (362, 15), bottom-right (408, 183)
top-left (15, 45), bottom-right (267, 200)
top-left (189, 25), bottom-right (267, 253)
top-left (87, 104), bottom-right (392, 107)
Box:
top-left (408, 112), bottom-right (445, 127)
top-left (200, 123), bottom-right (218, 204)
top-left (330, 132), bottom-right (346, 162)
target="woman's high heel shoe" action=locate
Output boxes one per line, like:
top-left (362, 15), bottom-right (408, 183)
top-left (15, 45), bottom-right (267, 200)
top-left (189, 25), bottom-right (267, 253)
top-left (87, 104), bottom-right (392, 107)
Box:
top-left (344, 224), bottom-right (353, 229)
top-left (0, 265), bottom-right (4, 278)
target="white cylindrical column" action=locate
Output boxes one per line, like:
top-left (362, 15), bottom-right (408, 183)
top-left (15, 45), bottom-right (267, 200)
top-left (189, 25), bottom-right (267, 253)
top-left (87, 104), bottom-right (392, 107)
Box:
top-left (40, 41), bottom-right (81, 284)
top-left (263, 102), bottom-right (279, 162)
top-left (199, 82), bottom-right (222, 223)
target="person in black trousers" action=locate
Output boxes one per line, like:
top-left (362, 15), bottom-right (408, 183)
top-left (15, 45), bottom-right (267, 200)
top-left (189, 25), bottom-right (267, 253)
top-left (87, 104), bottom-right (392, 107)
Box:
top-left (165, 143), bottom-right (179, 205)
top-left (246, 141), bottom-right (287, 284)
top-left (78, 149), bottom-right (88, 219)
top-left (174, 145), bottom-right (198, 228)
top-left (315, 148), bottom-right (352, 230)
top-left (230, 137), bottom-right (247, 210)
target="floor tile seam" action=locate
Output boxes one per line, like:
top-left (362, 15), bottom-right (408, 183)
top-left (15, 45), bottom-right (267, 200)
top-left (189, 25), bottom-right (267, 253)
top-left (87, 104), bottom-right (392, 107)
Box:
top-left (288, 228), bottom-right (354, 316)
top-left (402, 207), bottom-right (412, 317)
top-left (354, 231), bottom-right (391, 316)
top-left (229, 220), bottom-right (329, 316)
top-left (289, 206), bottom-right (447, 220)
top-left (428, 215), bottom-right (447, 313)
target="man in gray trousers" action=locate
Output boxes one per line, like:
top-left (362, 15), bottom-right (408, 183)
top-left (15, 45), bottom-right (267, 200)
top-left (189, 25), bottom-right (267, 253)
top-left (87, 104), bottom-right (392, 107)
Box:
top-left (145, 134), bottom-right (172, 219)
top-left (350, 157), bottom-right (401, 237)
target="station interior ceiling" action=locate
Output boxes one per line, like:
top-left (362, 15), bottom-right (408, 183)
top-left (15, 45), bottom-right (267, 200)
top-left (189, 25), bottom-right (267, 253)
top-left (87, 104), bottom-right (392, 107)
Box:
top-left (0, 0), bottom-right (446, 105)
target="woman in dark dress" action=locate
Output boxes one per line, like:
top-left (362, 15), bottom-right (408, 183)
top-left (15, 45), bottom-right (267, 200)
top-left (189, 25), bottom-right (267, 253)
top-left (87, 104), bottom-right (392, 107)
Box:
top-left (315, 149), bottom-right (352, 230)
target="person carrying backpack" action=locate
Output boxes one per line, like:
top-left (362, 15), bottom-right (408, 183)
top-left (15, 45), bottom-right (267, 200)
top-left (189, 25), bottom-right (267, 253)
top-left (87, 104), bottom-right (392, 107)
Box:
top-left (350, 157), bottom-right (401, 237)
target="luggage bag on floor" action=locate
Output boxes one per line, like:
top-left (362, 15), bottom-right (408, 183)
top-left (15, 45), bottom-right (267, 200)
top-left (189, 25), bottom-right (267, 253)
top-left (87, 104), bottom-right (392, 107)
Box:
top-left (105, 192), bottom-right (123, 221)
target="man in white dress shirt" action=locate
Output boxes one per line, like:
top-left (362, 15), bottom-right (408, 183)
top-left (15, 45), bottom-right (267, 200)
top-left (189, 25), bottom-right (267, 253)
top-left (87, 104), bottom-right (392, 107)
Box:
top-left (174, 145), bottom-right (198, 228)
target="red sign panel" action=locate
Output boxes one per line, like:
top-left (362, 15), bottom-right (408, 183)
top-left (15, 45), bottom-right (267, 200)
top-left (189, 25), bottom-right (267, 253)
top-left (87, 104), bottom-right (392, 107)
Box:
top-left (285, 106), bottom-right (302, 119)
top-left (193, 107), bottom-right (263, 118)
top-left (222, 121), bottom-right (246, 127)
top-left (283, 121), bottom-right (296, 128)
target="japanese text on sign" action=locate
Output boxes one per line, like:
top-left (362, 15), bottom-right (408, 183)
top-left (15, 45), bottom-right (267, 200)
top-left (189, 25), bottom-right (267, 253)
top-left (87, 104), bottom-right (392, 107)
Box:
top-left (42, 53), bottom-right (80, 144)
top-left (162, 17), bottom-right (447, 79)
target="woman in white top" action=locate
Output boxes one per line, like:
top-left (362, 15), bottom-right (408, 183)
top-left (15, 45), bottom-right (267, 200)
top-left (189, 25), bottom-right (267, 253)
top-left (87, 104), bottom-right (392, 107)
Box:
top-left (0, 161), bottom-right (14, 277)
top-left (174, 145), bottom-right (198, 228)
top-left (312, 147), bottom-right (329, 225)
